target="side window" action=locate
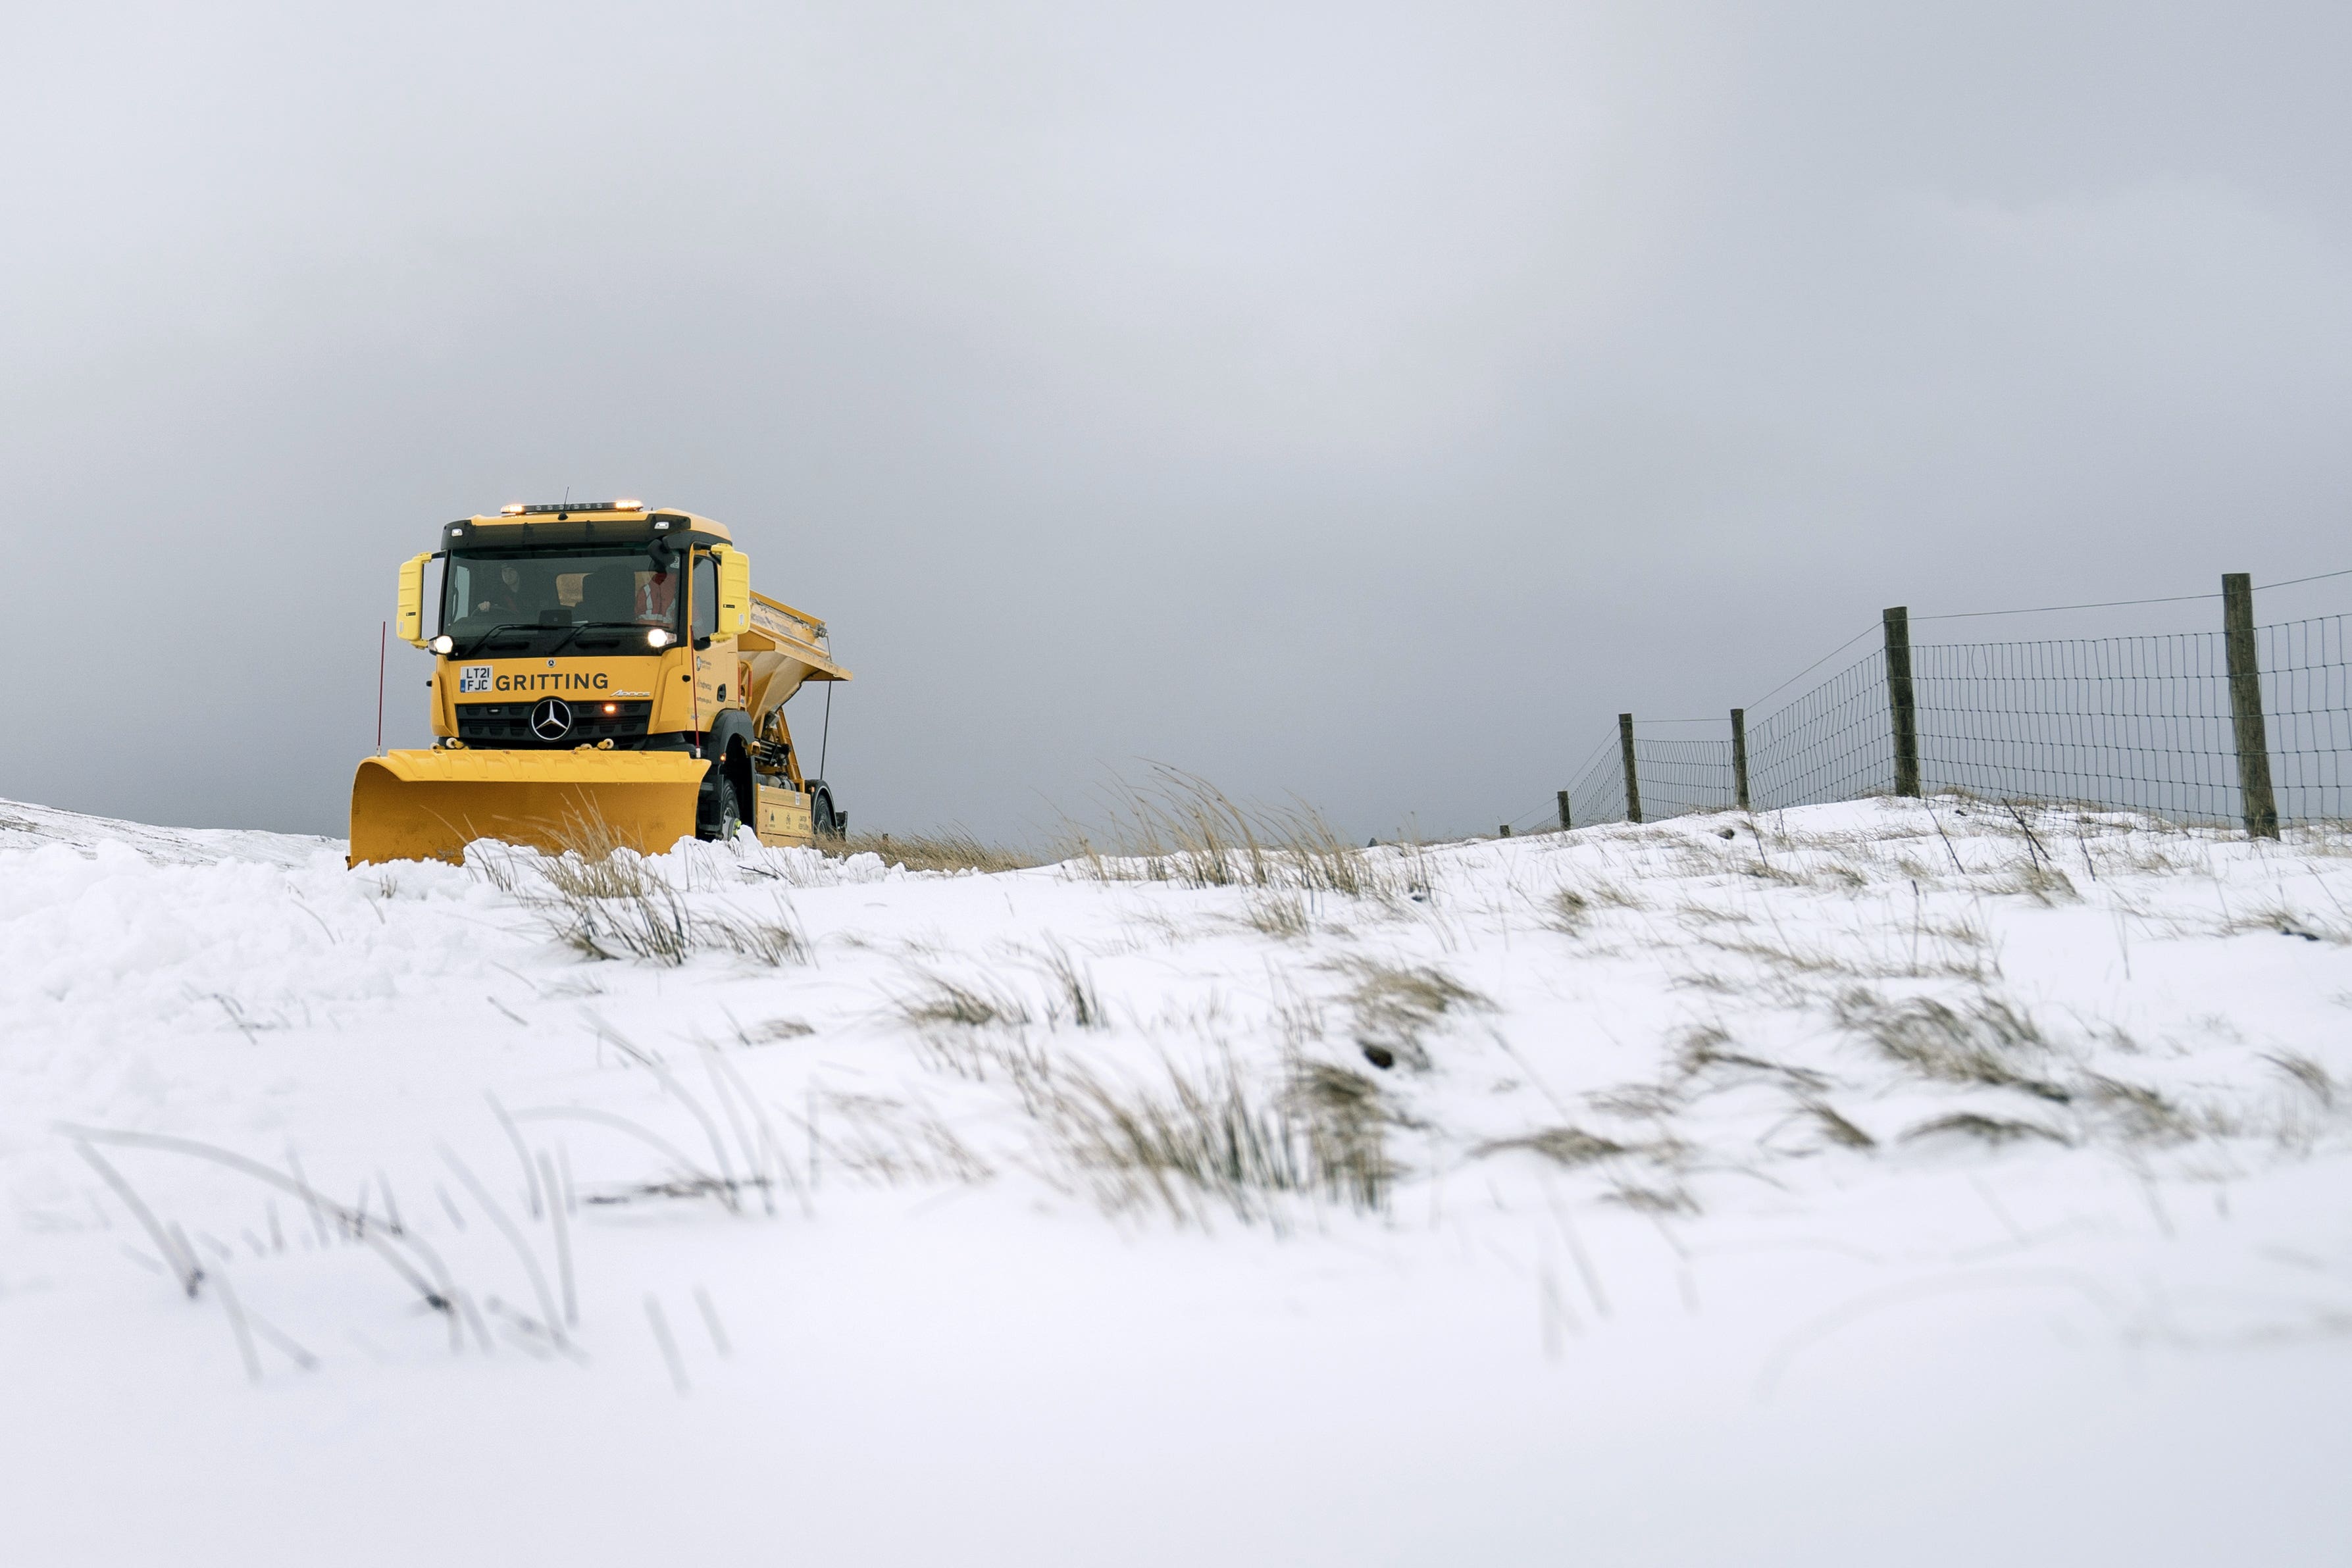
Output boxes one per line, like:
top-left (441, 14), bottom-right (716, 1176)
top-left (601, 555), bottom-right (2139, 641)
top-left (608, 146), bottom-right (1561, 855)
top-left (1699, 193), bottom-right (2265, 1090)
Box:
top-left (692, 553), bottom-right (718, 639)
top-left (443, 559), bottom-right (470, 629)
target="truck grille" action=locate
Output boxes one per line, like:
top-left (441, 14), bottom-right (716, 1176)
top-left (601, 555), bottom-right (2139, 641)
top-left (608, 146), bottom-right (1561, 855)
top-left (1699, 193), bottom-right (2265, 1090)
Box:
top-left (455, 699), bottom-right (653, 747)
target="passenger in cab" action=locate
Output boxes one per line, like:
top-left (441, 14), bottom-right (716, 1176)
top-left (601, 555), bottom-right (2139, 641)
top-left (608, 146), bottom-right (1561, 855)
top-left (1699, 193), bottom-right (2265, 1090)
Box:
top-left (636, 565), bottom-right (679, 624)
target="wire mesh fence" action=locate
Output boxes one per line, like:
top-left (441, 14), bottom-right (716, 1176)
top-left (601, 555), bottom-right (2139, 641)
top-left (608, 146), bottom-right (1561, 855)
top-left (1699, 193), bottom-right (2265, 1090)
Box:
top-left (1631, 736), bottom-right (1737, 818)
top-left (2261, 615), bottom-right (2352, 824)
top-left (1749, 651), bottom-right (1895, 811)
top-left (1907, 632), bottom-right (2239, 822)
top-left (1520, 584), bottom-right (2352, 838)
top-left (1562, 736), bottom-right (1625, 835)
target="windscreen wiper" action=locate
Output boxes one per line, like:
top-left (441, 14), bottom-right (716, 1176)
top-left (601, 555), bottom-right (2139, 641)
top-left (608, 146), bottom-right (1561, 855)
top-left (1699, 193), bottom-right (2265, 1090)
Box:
top-left (540, 621), bottom-right (655, 657)
top-left (458, 622), bottom-right (540, 655)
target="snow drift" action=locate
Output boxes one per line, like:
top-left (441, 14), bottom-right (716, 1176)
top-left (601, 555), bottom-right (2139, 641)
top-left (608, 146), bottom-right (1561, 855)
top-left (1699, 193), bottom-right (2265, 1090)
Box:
top-left (1, 794), bottom-right (2347, 1565)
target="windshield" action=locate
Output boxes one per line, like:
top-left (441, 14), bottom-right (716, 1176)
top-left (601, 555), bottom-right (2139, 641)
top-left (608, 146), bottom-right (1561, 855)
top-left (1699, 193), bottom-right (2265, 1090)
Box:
top-left (440, 548), bottom-right (681, 655)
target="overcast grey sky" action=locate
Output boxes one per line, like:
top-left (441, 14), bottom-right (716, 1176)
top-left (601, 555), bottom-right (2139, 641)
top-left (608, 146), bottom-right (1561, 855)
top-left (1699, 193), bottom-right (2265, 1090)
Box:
top-left (6, 2), bottom-right (2349, 842)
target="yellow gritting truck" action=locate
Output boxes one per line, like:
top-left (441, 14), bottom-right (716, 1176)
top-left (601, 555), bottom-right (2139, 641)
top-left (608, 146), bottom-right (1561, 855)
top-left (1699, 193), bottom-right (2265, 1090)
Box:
top-left (349, 501), bottom-right (851, 865)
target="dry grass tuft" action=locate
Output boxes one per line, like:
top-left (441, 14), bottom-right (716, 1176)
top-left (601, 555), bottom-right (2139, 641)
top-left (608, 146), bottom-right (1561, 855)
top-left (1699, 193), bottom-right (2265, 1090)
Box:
top-left (827, 829), bottom-right (1036, 875)
top-left (1835, 990), bottom-right (2069, 1102)
top-left (891, 948), bottom-right (1103, 1034)
top-left (1284, 1060), bottom-right (1406, 1196)
top-left (1475, 1126), bottom-right (1629, 1167)
top-left (1675, 1025), bottom-right (1832, 1090)
top-left (1591, 877), bottom-right (1649, 907)
top-left (1033, 1055), bottom-right (1401, 1224)
top-left (1587, 1081), bottom-right (1689, 1119)
top-left (1985, 857), bottom-right (2080, 905)
top-left (700, 903), bottom-right (811, 965)
top-left (472, 820), bottom-right (811, 967)
top-left (2266, 1051), bottom-right (2337, 1108)
top-left (1799, 1100), bottom-right (1877, 1149)
top-left (2082, 1074), bottom-right (2199, 1144)
top-left (1035, 940), bottom-right (1108, 1029)
top-left (894, 973), bottom-right (1033, 1032)
top-left (1063, 765), bottom-right (1420, 900)
top-left (1548, 888), bottom-right (1592, 934)
top-left (1901, 1112), bottom-right (2072, 1148)
top-left (542, 867), bottom-right (807, 967)
top-left (815, 1092), bottom-right (994, 1185)
top-left (2228, 904), bottom-right (2352, 946)
top-left (1605, 1182), bottom-right (1699, 1215)
top-left (1333, 957), bottom-right (1489, 1070)
top-left (1695, 918), bottom-right (1991, 984)
top-left (1242, 889), bottom-right (1313, 940)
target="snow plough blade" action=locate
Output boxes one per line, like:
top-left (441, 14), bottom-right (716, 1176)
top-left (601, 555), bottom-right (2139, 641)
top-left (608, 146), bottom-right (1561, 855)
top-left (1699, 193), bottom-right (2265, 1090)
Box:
top-left (348, 749), bottom-right (709, 867)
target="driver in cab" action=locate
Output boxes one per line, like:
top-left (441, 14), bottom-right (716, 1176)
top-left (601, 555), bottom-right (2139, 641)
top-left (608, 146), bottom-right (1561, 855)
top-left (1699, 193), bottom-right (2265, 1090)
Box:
top-left (474, 563), bottom-right (527, 616)
top-left (636, 565), bottom-right (678, 624)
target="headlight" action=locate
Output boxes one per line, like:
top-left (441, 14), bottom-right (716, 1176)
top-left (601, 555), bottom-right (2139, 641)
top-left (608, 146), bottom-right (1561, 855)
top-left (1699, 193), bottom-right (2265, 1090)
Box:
top-left (429, 634), bottom-right (454, 654)
top-left (646, 628), bottom-right (673, 648)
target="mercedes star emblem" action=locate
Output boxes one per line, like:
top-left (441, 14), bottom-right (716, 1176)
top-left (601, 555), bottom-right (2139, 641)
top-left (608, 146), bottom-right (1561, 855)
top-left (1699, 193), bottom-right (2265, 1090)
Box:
top-left (530, 697), bottom-right (575, 741)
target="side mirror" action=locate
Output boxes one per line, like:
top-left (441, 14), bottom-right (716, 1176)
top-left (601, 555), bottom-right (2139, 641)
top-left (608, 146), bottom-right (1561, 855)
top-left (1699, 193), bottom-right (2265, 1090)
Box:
top-left (714, 545), bottom-right (752, 636)
top-left (396, 553), bottom-right (432, 647)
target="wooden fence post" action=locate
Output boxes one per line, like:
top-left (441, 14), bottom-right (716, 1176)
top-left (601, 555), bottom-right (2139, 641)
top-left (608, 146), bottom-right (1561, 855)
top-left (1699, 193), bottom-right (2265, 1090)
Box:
top-left (1729, 707), bottom-right (1750, 811)
top-left (2222, 572), bottom-right (2280, 839)
top-left (1619, 713), bottom-right (1643, 824)
top-left (1556, 789), bottom-right (1572, 832)
top-left (1883, 606), bottom-right (1921, 797)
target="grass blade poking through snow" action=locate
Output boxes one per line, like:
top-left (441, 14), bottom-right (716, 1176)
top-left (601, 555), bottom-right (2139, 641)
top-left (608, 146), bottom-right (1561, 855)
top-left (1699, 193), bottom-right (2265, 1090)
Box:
top-left (438, 1144), bottom-right (567, 1350)
top-left (63, 1125), bottom-right (453, 1319)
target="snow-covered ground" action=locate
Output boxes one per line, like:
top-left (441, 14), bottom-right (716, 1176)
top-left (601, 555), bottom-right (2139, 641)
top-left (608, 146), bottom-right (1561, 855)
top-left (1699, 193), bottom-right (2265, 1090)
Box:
top-left (3, 795), bottom-right (2347, 1565)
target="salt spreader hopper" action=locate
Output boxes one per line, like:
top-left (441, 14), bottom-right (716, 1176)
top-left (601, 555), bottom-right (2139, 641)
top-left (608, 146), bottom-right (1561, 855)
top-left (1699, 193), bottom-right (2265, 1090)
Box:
top-left (349, 502), bottom-right (851, 865)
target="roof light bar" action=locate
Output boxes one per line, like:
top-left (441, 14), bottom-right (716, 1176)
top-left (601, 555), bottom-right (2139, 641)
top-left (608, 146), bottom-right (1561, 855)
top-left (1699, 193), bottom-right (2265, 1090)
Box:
top-left (509, 500), bottom-right (642, 515)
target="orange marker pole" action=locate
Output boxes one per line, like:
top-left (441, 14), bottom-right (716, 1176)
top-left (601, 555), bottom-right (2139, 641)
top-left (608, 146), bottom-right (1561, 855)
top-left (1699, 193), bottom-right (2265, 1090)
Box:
top-left (376, 620), bottom-right (388, 755)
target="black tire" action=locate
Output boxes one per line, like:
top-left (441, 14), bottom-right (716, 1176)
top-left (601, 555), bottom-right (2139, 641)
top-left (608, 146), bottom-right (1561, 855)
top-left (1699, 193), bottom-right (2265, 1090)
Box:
top-left (808, 782), bottom-right (844, 840)
top-left (697, 764), bottom-right (744, 842)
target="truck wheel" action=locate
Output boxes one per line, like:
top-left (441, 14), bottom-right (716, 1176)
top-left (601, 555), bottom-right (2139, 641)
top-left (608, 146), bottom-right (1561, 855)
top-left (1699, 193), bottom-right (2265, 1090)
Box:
top-left (809, 782), bottom-right (844, 840)
top-left (698, 766), bottom-right (744, 842)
